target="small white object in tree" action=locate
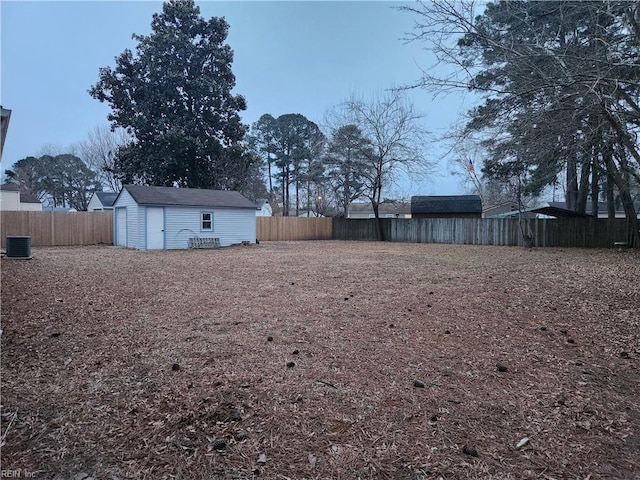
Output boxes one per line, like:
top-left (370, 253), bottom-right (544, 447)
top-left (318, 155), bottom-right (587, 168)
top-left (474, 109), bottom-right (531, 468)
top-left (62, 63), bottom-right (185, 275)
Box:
top-left (515, 437), bottom-right (529, 449)
top-left (257, 453), bottom-right (267, 464)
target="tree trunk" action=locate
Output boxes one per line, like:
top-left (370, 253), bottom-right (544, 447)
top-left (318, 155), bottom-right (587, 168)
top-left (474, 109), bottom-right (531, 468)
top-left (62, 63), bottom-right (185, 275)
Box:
top-left (372, 201), bottom-right (384, 242)
top-left (566, 155), bottom-right (578, 211)
top-left (281, 168), bottom-right (287, 216)
top-left (267, 155), bottom-right (273, 193)
top-left (576, 159), bottom-right (591, 215)
top-left (295, 179), bottom-right (300, 217)
top-left (603, 146), bottom-right (639, 247)
top-left (590, 156), bottom-right (599, 217)
top-left (606, 174), bottom-right (616, 219)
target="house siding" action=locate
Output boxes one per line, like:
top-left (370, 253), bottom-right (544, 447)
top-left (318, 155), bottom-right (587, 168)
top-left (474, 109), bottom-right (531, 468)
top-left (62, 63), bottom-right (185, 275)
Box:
top-left (164, 206), bottom-right (256, 249)
top-left (113, 189), bottom-right (142, 249)
top-left (88, 195), bottom-right (103, 211)
top-left (0, 190), bottom-right (20, 211)
top-left (19, 201), bottom-right (42, 211)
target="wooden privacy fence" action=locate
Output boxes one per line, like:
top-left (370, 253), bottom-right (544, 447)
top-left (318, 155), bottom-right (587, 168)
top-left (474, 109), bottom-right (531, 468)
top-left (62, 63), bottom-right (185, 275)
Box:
top-left (1, 213), bottom-right (629, 248)
top-left (332, 217), bottom-right (630, 248)
top-left (257, 217), bottom-right (333, 241)
top-left (1, 211), bottom-right (113, 247)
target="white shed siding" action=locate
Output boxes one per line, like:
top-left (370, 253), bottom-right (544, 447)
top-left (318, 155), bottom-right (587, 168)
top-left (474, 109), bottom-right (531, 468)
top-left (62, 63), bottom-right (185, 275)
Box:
top-left (115, 207), bottom-right (127, 246)
top-left (113, 189), bottom-right (142, 249)
top-left (164, 207), bottom-right (255, 249)
top-left (164, 207), bottom-right (201, 249)
top-left (214, 208), bottom-right (256, 245)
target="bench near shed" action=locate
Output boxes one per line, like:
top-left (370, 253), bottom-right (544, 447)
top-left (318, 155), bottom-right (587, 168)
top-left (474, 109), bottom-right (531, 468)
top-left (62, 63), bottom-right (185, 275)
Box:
top-left (188, 237), bottom-right (221, 249)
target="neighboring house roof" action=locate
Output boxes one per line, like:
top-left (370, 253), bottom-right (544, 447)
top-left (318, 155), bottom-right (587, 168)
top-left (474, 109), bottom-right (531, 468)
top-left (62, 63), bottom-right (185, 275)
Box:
top-left (547, 200), bottom-right (640, 216)
top-left (485, 200), bottom-right (640, 219)
top-left (486, 206), bottom-right (582, 218)
top-left (95, 191), bottom-right (118, 207)
top-left (1, 106), bottom-right (11, 156)
top-left (1, 183), bottom-right (41, 204)
top-left (411, 195), bottom-right (482, 214)
top-left (20, 193), bottom-right (41, 204)
top-left (348, 201), bottom-right (411, 216)
top-left (1, 183), bottom-right (20, 191)
top-left (119, 184), bottom-right (257, 209)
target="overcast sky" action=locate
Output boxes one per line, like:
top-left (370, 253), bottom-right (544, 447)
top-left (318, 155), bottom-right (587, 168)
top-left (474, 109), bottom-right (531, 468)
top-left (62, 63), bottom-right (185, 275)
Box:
top-left (1, 1), bottom-right (479, 197)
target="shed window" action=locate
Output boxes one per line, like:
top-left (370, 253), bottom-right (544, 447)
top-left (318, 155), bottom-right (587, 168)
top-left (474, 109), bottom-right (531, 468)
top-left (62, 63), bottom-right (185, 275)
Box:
top-left (201, 212), bottom-right (213, 231)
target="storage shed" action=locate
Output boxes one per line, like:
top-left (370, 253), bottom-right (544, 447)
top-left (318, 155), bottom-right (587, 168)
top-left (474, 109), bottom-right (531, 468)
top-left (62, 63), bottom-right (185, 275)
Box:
top-left (113, 185), bottom-right (257, 250)
top-left (411, 195), bottom-right (482, 218)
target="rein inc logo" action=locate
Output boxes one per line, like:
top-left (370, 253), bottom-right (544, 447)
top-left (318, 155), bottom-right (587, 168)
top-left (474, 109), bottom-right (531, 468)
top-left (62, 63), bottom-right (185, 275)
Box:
top-left (1, 470), bottom-right (37, 478)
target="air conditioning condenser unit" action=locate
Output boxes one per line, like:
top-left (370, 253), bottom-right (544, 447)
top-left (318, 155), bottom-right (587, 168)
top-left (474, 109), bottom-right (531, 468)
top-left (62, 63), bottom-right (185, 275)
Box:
top-left (5, 236), bottom-right (32, 259)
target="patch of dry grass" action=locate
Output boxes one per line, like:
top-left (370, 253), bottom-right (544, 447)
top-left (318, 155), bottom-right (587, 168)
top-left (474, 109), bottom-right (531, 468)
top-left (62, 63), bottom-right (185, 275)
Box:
top-left (1, 241), bottom-right (639, 479)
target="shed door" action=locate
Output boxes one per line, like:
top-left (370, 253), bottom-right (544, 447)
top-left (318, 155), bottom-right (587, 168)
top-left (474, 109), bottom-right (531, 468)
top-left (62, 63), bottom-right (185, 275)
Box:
top-left (116, 207), bottom-right (127, 246)
top-left (146, 207), bottom-right (164, 250)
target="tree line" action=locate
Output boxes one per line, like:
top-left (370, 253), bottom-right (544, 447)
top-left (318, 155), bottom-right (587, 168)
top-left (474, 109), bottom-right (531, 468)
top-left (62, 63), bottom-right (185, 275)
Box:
top-left (402, 0), bottom-right (640, 246)
top-left (5, 0), bottom-right (638, 247)
top-left (7, 0), bottom-right (428, 224)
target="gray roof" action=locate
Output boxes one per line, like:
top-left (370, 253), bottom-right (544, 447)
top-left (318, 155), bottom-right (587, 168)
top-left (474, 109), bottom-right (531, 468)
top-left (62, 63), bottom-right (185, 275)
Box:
top-left (547, 201), bottom-right (640, 215)
top-left (1, 183), bottom-right (19, 191)
top-left (95, 191), bottom-right (118, 207)
top-left (411, 195), bottom-right (482, 214)
top-left (349, 201), bottom-right (411, 215)
top-left (20, 193), bottom-right (41, 204)
top-left (1, 107), bottom-right (11, 156)
top-left (120, 185), bottom-right (257, 209)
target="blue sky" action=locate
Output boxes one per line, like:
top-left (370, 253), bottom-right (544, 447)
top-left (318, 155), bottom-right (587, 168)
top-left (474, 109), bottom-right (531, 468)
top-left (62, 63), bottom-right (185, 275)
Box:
top-left (1, 1), bottom-right (478, 197)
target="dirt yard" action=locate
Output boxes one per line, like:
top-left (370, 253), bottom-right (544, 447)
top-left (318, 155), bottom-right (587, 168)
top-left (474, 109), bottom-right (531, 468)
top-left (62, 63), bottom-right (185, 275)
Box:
top-left (1, 241), bottom-right (639, 480)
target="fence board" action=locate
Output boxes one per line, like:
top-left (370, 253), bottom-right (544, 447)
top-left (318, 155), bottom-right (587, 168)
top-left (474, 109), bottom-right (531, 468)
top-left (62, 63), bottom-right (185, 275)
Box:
top-left (332, 217), bottom-right (630, 248)
top-left (256, 217), bottom-right (332, 241)
top-left (1, 211), bottom-right (113, 247)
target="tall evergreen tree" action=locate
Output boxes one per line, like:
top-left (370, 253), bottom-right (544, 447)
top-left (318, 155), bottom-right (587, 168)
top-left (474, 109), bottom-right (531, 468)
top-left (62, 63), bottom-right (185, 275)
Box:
top-left (324, 124), bottom-right (372, 217)
top-left (89, 0), bottom-right (248, 189)
top-left (250, 113), bottom-right (324, 215)
top-left (6, 154), bottom-right (101, 210)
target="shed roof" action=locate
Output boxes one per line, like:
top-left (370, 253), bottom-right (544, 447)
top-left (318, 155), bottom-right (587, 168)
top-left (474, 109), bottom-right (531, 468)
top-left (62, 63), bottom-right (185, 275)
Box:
top-left (1, 183), bottom-right (20, 191)
top-left (411, 195), bottom-right (482, 214)
top-left (120, 185), bottom-right (257, 209)
top-left (95, 191), bottom-right (118, 207)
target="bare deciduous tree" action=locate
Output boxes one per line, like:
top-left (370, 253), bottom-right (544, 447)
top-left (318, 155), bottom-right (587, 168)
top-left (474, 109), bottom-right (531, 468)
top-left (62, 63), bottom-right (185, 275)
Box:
top-left (76, 125), bottom-right (130, 192)
top-left (330, 91), bottom-right (432, 239)
top-left (401, 0), bottom-right (640, 246)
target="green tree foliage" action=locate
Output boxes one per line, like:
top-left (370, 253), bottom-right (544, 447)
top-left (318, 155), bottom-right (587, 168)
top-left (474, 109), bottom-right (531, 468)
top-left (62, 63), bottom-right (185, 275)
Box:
top-left (89, 0), bottom-right (249, 190)
top-left (249, 113), bottom-right (325, 215)
top-left (249, 114), bottom-right (278, 194)
top-left (404, 0), bottom-right (640, 246)
top-left (4, 156), bottom-right (42, 197)
top-left (324, 124), bottom-right (372, 217)
top-left (6, 154), bottom-right (101, 210)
